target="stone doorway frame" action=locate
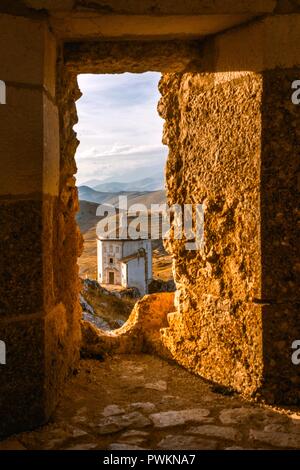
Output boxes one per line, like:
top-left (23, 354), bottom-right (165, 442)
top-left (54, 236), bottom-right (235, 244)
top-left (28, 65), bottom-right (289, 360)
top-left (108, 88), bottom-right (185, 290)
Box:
top-left (55, 38), bottom-right (204, 385)
top-left (59, 35), bottom-right (300, 409)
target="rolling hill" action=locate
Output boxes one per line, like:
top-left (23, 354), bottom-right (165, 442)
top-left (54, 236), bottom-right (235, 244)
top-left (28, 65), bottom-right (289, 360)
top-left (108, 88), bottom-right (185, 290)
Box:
top-left (78, 186), bottom-right (166, 209)
top-left (109, 189), bottom-right (166, 209)
top-left (76, 200), bottom-right (101, 233)
top-left (78, 186), bottom-right (118, 204)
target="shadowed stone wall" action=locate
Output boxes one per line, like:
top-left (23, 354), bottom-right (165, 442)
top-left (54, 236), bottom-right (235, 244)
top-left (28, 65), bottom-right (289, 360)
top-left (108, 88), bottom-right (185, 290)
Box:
top-left (0, 15), bottom-right (81, 437)
top-left (159, 71), bottom-right (264, 398)
top-left (260, 69), bottom-right (300, 402)
top-left (158, 17), bottom-right (300, 403)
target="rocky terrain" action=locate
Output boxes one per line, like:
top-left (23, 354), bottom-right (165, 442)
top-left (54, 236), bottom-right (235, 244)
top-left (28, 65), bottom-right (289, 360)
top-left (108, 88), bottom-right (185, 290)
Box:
top-left (80, 278), bottom-right (137, 331)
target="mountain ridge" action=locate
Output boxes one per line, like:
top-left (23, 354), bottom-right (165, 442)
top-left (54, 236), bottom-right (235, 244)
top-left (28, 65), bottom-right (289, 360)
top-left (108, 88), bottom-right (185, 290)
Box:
top-left (78, 185), bottom-right (166, 208)
top-left (81, 173), bottom-right (164, 193)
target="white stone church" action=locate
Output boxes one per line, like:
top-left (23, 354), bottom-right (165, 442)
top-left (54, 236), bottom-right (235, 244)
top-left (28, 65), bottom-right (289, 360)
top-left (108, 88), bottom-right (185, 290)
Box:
top-left (97, 237), bottom-right (152, 296)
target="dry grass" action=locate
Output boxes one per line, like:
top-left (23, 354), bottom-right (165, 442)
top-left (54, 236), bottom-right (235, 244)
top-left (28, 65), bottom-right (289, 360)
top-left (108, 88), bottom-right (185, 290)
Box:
top-left (81, 279), bottom-right (136, 328)
top-left (79, 227), bottom-right (98, 279)
top-left (152, 246), bottom-right (173, 281)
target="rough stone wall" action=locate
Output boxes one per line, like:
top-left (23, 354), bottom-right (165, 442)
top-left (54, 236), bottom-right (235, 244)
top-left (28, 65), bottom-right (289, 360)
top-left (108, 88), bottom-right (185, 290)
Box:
top-left (260, 69), bottom-right (300, 402)
top-left (0, 15), bottom-right (81, 438)
top-left (51, 54), bottom-right (84, 406)
top-left (63, 22), bottom-right (300, 404)
top-left (158, 67), bottom-right (300, 403)
top-left (3, 0), bottom-right (299, 17)
top-left (0, 14), bottom-right (60, 437)
top-left (158, 72), bottom-right (265, 398)
top-left (64, 40), bottom-right (203, 74)
top-left (81, 292), bottom-right (175, 358)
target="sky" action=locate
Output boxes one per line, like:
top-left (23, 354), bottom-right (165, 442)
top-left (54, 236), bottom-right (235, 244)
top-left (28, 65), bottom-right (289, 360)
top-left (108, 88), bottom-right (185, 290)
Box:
top-left (74, 72), bottom-right (168, 186)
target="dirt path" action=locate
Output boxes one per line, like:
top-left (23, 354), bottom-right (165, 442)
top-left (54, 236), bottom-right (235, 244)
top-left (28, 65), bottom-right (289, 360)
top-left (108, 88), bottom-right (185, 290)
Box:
top-left (1, 354), bottom-right (300, 450)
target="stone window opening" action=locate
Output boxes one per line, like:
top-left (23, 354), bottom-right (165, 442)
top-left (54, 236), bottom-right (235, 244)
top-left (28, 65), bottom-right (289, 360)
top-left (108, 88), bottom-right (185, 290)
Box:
top-left (73, 69), bottom-right (174, 337)
top-left (57, 35), bottom-right (300, 416)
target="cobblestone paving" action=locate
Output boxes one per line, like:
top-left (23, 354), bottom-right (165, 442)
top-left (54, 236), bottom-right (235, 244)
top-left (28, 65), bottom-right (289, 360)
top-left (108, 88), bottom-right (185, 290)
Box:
top-left (1, 354), bottom-right (300, 450)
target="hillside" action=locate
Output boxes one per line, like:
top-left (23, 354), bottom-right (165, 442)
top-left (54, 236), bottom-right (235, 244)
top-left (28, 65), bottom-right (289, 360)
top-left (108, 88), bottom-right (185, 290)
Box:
top-left (80, 279), bottom-right (136, 330)
top-left (76, 200), bottom-right (100, 233)
top-left (78, 185), bottom-right (121, 204)
top-left (117, 190), bottom-right (166, 209)
top-left (78, 185), bottom-right (166, 209)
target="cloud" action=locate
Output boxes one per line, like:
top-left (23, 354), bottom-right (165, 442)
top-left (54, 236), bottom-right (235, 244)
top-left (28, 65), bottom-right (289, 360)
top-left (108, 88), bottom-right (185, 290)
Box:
top-left (76, 145), bottom-right (166, 183)
top-left (76, 143), bottom-right (164, 160)
top-left (74, 72), bottom-right (167, 185)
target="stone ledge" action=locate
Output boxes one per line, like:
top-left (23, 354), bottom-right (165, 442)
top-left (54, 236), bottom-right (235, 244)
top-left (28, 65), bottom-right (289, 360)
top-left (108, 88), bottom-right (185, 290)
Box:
top-left (64, 40), bottom-right (203, 73)
top-left (81, 292), bottom-right (175, 358)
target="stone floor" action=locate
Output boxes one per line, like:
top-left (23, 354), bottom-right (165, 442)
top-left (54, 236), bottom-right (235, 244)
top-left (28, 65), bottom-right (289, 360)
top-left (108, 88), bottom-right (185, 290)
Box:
top-left (1, 354), bottom-right (300, 450)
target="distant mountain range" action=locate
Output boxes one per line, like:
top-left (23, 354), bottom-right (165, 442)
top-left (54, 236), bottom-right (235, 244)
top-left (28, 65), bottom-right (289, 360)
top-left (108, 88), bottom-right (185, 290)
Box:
top-left (81, 173), bottom-right (164, 193)
top-left (78, 173), bottom-right (167, 243)
top-left (78, 186), bottom-right (130, 205)
top-left (78, 186), bottom-right (166, 209)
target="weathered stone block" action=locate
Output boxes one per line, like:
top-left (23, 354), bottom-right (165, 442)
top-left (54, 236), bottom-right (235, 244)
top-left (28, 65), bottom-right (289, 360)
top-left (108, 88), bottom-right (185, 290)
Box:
top-left (44, 303), bottom-right (81, 415)
top-left (0, 316), bottom-right (44, 386)
top-left (43, 96), bottom-right (60, 196)
top-left (149, 409), bottom-right (211, 428)
top-left (188, 424), bottom-right (242, 441)
top-left (0, 316), bottom-right (45, 437)
top-left (24, 0), bottom-right (276, 15)
top-left (207, 14), bottom-right (300, 72)
top-left (0, 14), bottom-right (56, 93)
top-left (159, 71), bottom-right (265, 396)
top-left (65, 40), bottom-right (203, 74)
top-left (260, 303), bottom-right (300, 403)
top-left (158, 51), bottom-right (300, 403)
top-left (0, 382), bottom-right (45, 438)
top-left (0, 198), bottom-right (43, 316)
top-left (260, 69), bottom-right (300, 302)
top-left (43, 25), bottom-right (57, 98)
top-left (0, 87), bottom-right (44, 195)
top-left (0, 302), bottom-right (80, 438)
top-left (0, 87), bottom-right (59, 197)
